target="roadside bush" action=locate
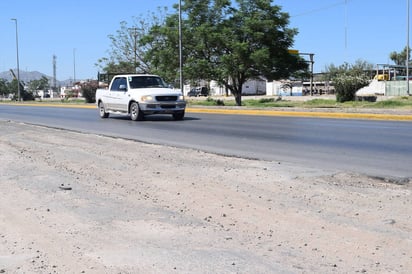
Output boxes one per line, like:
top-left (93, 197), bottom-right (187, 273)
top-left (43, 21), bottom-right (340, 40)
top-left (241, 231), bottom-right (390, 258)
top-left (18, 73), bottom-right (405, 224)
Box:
top-left (216, 99), bottom-right (225, 106)
top-left (81, 82), bottom-right (98, 103)
top-left (11, 89), bottom-right (35, 101)
top-left (205, 97), bottom-right (225, 106)
top-left (356, 96), bottom-right (377, 102)
top-left (22, 90), bottom-right (35, 101)
top-left (259, 98), bottom-right (275, 103)
top-left (334, 74), bottom-right (369, 103)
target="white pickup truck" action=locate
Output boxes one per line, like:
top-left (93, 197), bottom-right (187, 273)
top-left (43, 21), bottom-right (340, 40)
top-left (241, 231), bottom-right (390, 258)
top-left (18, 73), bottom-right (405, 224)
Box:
top-left (95, 74), bottom-right (186, 121)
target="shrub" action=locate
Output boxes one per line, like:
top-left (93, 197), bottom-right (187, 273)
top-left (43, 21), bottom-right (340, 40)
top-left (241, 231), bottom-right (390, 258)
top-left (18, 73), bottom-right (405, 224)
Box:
top-left (22, 90), bottom-right (35, 101)
top-left (81, 82), bottom-right (98, 103)
top-left (334, 74), bottom-right (369, 103)
top-left (216, 99), bottom-right (225, 106)
top-left (206, 97), bottom-right (215, 102)
top-left (259, 98), bottom-right (275, 103)
top-left (205, 97), bottom-right (225, 106)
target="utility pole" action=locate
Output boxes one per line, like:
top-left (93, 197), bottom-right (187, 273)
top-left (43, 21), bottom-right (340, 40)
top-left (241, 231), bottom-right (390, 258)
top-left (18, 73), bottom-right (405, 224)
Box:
top-left (128, 27), bottom-right (143, 72)
top-left (407, 0), bottom-right (410, 95)
top-left (53, 55), bottom-right (57, 96)
top-left (130, 27), bottom-right (138, 71)
top-left (309, 54), bottom-right (314, 96)
top-left (11, 18), bottom-right (20, 101)
top-left (179, 0), bottom-right (184, 94)
top-left (73, 48), bottom-right (76, 84)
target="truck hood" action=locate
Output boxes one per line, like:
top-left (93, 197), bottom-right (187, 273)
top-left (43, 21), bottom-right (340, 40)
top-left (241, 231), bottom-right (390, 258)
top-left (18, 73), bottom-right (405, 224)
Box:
top-left (129, 88), bottom-right (182, 96)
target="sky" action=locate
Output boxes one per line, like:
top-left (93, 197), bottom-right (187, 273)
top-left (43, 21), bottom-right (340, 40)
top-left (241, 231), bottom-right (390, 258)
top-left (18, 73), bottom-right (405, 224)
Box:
top-left (0, 0), bottom-right (409, 81)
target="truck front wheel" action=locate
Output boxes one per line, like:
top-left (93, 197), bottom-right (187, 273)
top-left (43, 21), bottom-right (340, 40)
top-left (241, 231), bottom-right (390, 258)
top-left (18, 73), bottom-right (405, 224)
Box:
top-left (173, 111), bottom-right (185, 121)
top-left (130, 102), bottom-right (144, 121)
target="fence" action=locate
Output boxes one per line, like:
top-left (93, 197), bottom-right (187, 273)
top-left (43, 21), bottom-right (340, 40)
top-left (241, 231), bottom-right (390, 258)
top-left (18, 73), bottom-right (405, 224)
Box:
top-left (385, 81), bottom-right (412, 96)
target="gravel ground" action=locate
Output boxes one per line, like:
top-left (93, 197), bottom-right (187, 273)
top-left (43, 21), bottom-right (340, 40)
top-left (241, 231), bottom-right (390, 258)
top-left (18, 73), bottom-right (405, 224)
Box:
top-left (0, 120), bottom-right (411, 273)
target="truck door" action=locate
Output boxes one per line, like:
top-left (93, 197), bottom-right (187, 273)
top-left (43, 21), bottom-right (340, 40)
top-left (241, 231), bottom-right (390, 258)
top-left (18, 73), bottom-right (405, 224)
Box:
top-left (117, 77), bottom-right (131, 112)
top-left (109, 77), bottom-right (128, 111)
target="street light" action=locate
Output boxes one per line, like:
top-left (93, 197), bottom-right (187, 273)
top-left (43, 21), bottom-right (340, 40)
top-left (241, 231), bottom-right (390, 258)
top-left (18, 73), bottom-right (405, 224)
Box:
top-left (11, 18), bottom-right (20, 101)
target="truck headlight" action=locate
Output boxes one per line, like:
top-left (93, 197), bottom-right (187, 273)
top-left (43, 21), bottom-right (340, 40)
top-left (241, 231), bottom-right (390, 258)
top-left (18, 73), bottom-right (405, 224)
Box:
top-left (141, 95), bottom-right (153, 101)
top-left (178, 95), bottom-right (184, 100)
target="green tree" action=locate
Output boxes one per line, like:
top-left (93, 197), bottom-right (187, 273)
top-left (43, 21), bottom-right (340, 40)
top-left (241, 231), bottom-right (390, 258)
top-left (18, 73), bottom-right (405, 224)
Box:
top-left (8, 79), bottom-right (34, 101)
top-left (8, 79), bottom-right (20, 100)
top-left (143, 0), bottom-right (307, 106)
top-left (0, 79), bottom-right (9, 97)
top-left (390, 46), bottom-right (410, 66)
top-left (218, 0), bottom-right (307, 106)
top-left (96, 8), bottom-right (168, 74)
top-left (140, 13), bottom-right (182, 85)
top-left (27, 76), bottom-right (50, 97)
top-left (97, 60), bottom-right (136, 75)
top-left (323, 59), bottom-right (374, 80)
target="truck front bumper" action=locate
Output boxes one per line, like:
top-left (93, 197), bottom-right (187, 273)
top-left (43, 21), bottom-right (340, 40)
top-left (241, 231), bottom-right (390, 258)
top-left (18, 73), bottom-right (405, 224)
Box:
top-left (139, 101), bottom-right (186, 115)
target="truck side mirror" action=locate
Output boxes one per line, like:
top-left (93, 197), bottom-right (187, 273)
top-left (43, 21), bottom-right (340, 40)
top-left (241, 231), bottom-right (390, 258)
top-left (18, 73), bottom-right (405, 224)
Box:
top-left (119, 84), bottom-right (127, 91)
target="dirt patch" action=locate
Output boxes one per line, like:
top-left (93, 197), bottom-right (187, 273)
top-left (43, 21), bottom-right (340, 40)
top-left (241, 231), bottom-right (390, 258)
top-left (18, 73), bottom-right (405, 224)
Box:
top-left (0, 120), bottom-right (411, 273)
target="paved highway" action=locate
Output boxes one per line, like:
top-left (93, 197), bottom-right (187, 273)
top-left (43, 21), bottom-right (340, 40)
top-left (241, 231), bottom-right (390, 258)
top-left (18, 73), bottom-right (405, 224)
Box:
top-left (1, 104), bottom-right (412, 179)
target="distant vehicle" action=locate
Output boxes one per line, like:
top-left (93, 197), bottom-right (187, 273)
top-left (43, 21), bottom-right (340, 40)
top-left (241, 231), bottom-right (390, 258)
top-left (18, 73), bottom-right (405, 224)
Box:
top-left (187, 87), bottom-right (209, 97)
top-left (95, 74), bottom-right (186, 121)
top-left (374, 74), bottom-right (389, 81)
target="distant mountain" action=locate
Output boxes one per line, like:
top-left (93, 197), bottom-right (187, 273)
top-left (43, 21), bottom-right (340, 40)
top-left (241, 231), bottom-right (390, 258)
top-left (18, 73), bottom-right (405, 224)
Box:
top-left (0, 70), bottom-right (72, 86)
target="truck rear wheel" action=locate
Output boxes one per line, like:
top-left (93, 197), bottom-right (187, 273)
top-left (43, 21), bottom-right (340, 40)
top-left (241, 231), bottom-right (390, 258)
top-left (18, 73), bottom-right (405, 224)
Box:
top-left (99, 102), bottom-right (109, 118)
top-left (130, 102), bottom-right (144, 121)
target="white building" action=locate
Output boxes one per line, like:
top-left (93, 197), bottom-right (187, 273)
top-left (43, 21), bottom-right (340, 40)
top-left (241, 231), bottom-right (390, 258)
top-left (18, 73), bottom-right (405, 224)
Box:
top-left (266, 81), bottom-right (303, 96)
top-left (60, 83), bottom-right (82, 98)
top-left (210, 78), bottom-right (267, 96)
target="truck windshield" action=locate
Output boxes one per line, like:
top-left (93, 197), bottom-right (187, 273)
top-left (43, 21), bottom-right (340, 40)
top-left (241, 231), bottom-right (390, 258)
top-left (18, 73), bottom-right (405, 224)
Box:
top-left (129, 76), bottom-right (167, 89)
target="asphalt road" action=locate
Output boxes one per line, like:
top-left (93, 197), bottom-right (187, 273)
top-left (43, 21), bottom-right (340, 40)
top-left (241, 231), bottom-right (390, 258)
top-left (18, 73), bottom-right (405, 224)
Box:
top-left (1, 104), bottom-right (412, 179)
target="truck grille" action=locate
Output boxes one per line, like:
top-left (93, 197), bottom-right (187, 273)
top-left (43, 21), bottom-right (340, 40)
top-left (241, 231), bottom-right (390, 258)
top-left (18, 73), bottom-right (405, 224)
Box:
top-left (156, 96), bottom-right (178, 102)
